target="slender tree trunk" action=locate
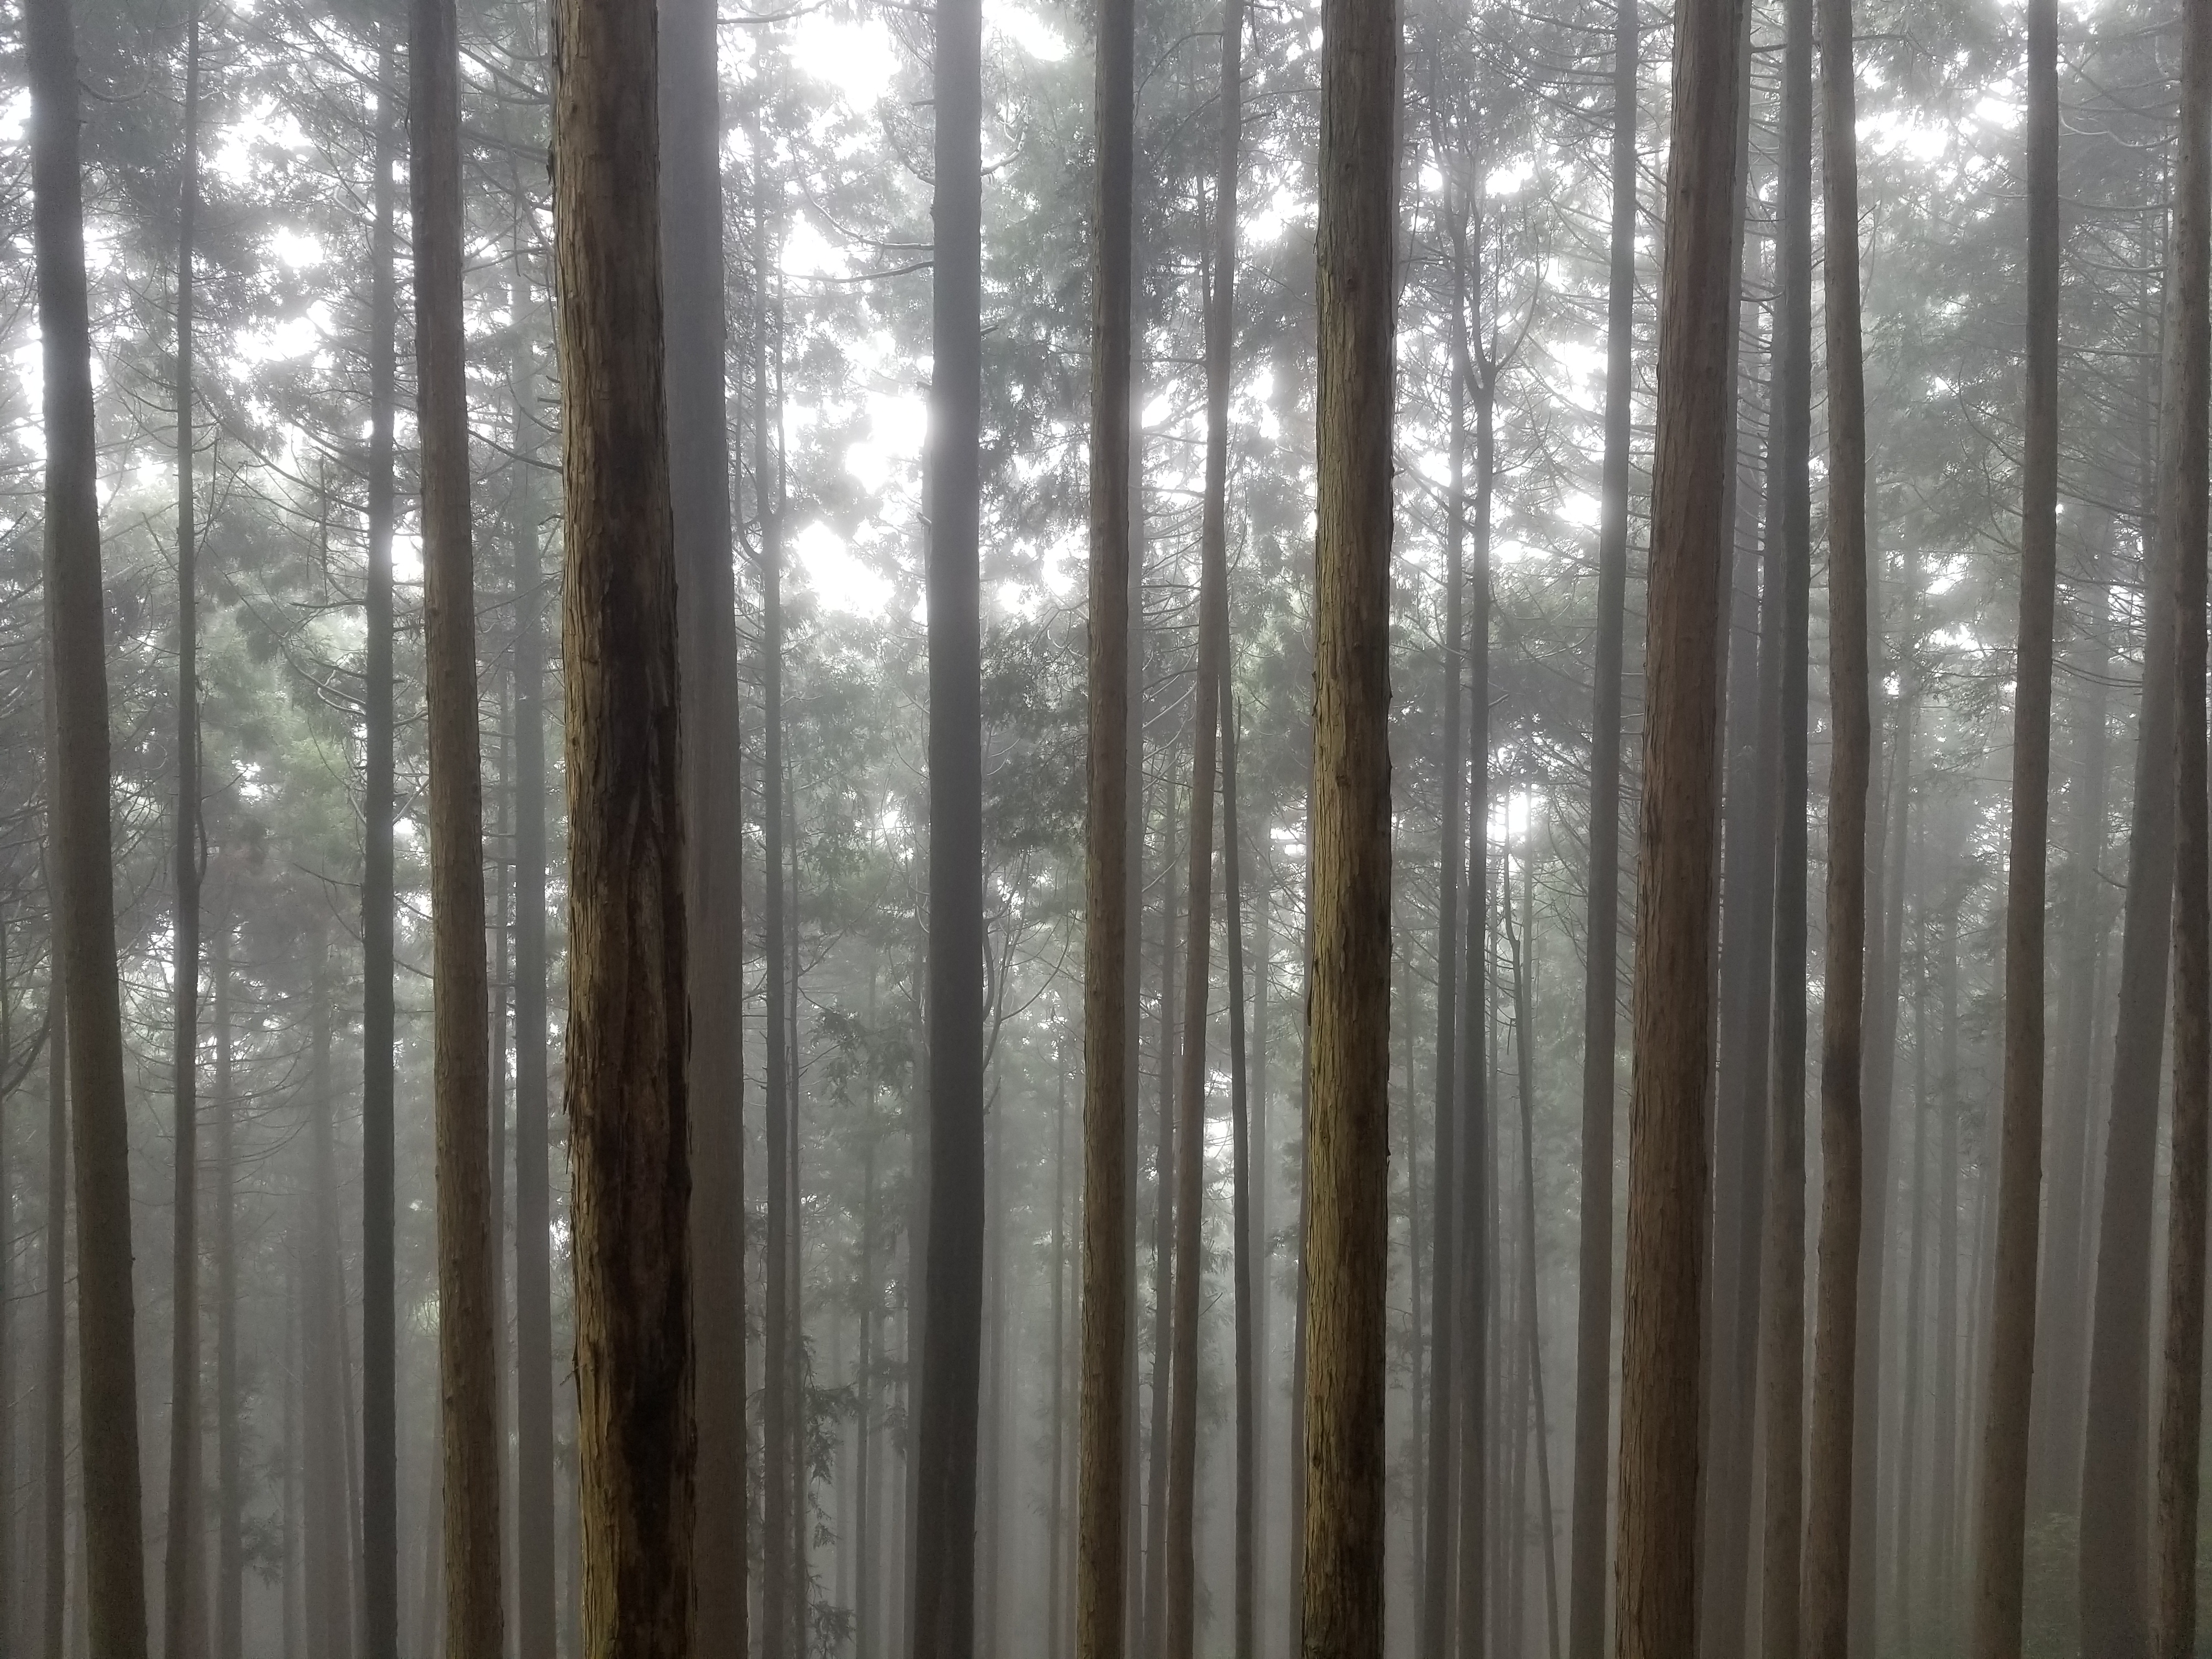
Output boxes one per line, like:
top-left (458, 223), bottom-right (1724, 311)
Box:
top-left (1300, 0), bottom-right (1397, 1642)
top-left (1145, 802), bottom-right (1181, 1659)
top-left (305, 936), bottom-right (356, 1659)
top-left (2149, 1), bottom-right (2211, 1645)
top-left (1932, 898), bottom-right (1962, 1653)
top-left (25, 0), bottom-right (149, 1636)
top-left (360, 33), bottom-right (401, 1659)
top-left (1972, 0), bottom-right (2061, 1644)
top-left (1610, 0), bottom-right (1744, 1637)
top-left (1049, 1057), bottom-right (1069, 1659)
top-left (908, 0), bottom-right (989, 1624)
top-left (1892, 930), bottom-right (1929, 1654)
top-left (1224, 708), bottom-right (1257, 1659)
top-left (40, 949), bottom-right (63, 1659)
top-left (785, 797), bottom-right (808, 1659)
top-left (211, 924), bottom-right (240, 1659)
top-left (1510, 853), bottom-right (1561, 1659)
top-left (859, 1110), bottom-right (880, 1659)
top-left (549, 0), bottom-right (695, 1637)
top-left (164, 20), bottom-right (206, 1659)
top-left (1079, 0), bottom-right (1137, 1630)
top-left (1567, 13), bottom-right (1637, 1655)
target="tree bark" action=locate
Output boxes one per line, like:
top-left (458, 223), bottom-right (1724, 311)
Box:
top-left (359, 33), bottom-right (401, 1659)
top-left (40, 917), bottom-right (64, 1659)
top-left (211, 923), bottom-right (240, 1659)
top-left (1567, 12), bottom-right (1637, 1655)
top-left (1610, 0), bottom-right (1742, 1640)
top-left (2148, 0), bottom-right (2210, 1644)
top-left (1144, 795), bottom-right (1180, 1659)
top-left (1971, 0), bottom-right (2061, 1644)
top-left (1300, 0), bottom-right (1397, 1645)
top-left (550, 0), bottom-right (696, 1637)
top-left (164, 19), bottom-right (206, 1659)
top-left (25, 0), bottom-right (151, 1637)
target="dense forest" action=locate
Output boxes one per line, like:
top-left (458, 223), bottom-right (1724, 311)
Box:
top-left (5, 0), bottom-right (2212, 1643)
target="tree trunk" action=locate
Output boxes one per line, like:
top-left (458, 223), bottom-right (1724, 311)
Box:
top-left (549, 0), bottom-right (696, 1636)
top-left (1931, 896), bottom-right (1962, 1654)
top-left (211, 924), bottom-right (240, 1659)
top-left (25, 0), bottom-right (150, 1635)
top-left (1972, 0), bottom-right (2061, 1644)
top-left (659, 0), bottom-right (745, 1641)
top-left (1510, 852), bottom-right (1562, 1659)
top-left (1610, 0), bottom-right (1743, 1638)
top-left (1567, 12), bottom-right (1637, 1655)
top-left (304, 936), bottom-right (356, 1659)
top-left (359, 33), bottom-right (401, 1659)
top-left (1801, 0), bottom-right (1874, 1644)
top-left (908, 0), bottom-right (989, 1625)
top-left (1049, 1057), bottom-right (1069, 1659)
top-left (164, 19), bottom-right (205, 1659)
top-left (1079, 0), bottom-right (1136, 1637)
top-left (1144, 797), bottom-right (1181, 1659)
top-left (1300, 0), bottom-right (1397, 1644)
top-left (1225, 707), bottom-right (1256, 1659)
top-left (40, 932), bottom-right (64, 1659)
top-left (2149, 0), bottom-right (2211, 1644)
top-left (1892, 924), bottom-right (1930, 1652)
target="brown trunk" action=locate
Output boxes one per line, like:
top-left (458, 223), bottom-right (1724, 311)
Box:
top-left (550, 0), bottom-right (696, 1635)
top-left (26, 0), bottom-right (150, 1635)
top-left (1566, 12), bottom-right (1637, 1653)
top-left (1611, 0), bottom-right (1743, 1641)
top-left (1801, 0), bottom-right (1874, 1644)
top-left (1300, 0), bottom-right (1397, 1643)
top-left (660, 0), bottom-right (745, 1639)
top-left (1079, 0), bottom-right (1136, 1635)
top-left (410, 0), bottom-right (503, 1634)
top-left (1971, 0), bottom-right (2061, 1644)
top-left (2149, 0), bottom-right (2211, 1645)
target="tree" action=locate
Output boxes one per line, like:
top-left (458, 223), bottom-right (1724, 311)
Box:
top-left (549, 0), bottom-right (695, 1635)
top-left (25, 0), bottom-right (152, 1640)
top-left (661, 0), bottom-right (744, 1644)
top-left (1224, 701), bottom-right (1257, 1659)
top-left (1972, 0), bottom-right (2061, 1645)
top-left (2149, 0), bottom-right (2210, 1644)
top-left (1801, 0), bottom-right (1874, 1640)
top-left (1610, 0), bottom-right (1744, 1647)
top-left (1567, 9), bottom-right (1637, 1653)
top-left (1300, 0), bottom-right (1397, 1647)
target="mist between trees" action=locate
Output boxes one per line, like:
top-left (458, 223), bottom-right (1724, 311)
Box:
top-left (3, 0), bottom-right (2211, 1651)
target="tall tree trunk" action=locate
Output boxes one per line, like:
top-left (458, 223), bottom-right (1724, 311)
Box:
top-left (1891, 925), bottom-right (1929, 1654)
top-left (1801, 0), bottom-right (1874, 1644)
top-left (304, 935), bottom-right (356, 1659)
top-left (1079, 0), bottom-right (1137, 1636)
top-left (1931, 896), bottom-right (1962, 1653)
top-left (164, 19), bottom-right (205, 1659)
top-left (1049, 1057), bottom-right (1069, 1659)
top-left (548, 0), bottom-right (695, 1637)
top-left (1300, 0), bottom-right (1397, 1644)
top-left (1567, 12), bottom-right (1637, 1654)
top-left (1972, 0), bottom-right (2061, 1644)
top-left (211, 924), bottom-right (240, 1659)
top-left (1225, 707), bottom-right (1256, 1659)
top-left (659, 0), bottom-right (745, 1640)
top-left (1144, 799), bottom-right (1181, 1659)
top-left (25, 0), bottom-right (150, 1635)
top-left (359, 33), bottom-right (402, 1659)
top-left (2079, 98), bottom-right (2183, 1659)
top-left (1757, 0), bottom-right (1811, 1640)
top-left (40, 935), bottom-right (64, 1659)
top-left (908, 0), bottom-right (989, 1623)
top-left (1510, 851), bottom-right (1562, 1659)
top-left (859, 1106), bottom-right (881, 1659)
top-left (784, 782), bottom-right (808, 1659)
top-left (2149, 0), bottom-right (2211, 1645)
top-left (1610, 0), bottom-right (1743, 1637)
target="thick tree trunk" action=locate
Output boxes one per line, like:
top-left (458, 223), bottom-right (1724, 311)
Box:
top-left (25, 0), bottom-right (150, 1638)
top-left (2148, 0), bottom-right (2210, 1645)
top-left (549, 0), bottom-right (696, 1639)
top-left (1077, 0), bottom-right (1136, 1640)
top-left (359, 35), bottom-right (401, 1659)
top-left (1300, 0), bottom-right (1397, 1645)
top-left (1566, 13), bottom-right (1637, 1655)
top-left (907, 0), bottom-right (989, 1629)
top-left (164, 20), bottom-right (205, 1659)
top-left (1757, 0), bottom-right (1813, 1641)
top-left (1802, 0), bottom-right (1874, 1645)
top-left (1610, 0), bottom-right (1743, 1639)
top-left (410, 0), bottom-right (503, 1635)
top-left (1972, 0), bottom-right (2061, 1645)
top-left (659, 0), bottom-right (745, 1646)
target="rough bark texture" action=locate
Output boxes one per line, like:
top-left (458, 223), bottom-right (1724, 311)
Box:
top-left (1972, 0), bottom-right (2061, 1647)
top-left (2149, 0), bottom-right (2210, 1645)
top-left (1076, 0), bottom-right (1135, 1637)
top-left (1300, 0), bottom-right (1398, 1645)
top-left (1566, 13), bottom-right (1637, 1655)
top-left (1611, 0), bottom-right (1742, 1643)
top-left (25, 0), bottom-right (151, 1640)
top-left (411, 0), bottom-right (503, 1640)
top-left (659, 0), bottom-right (744, 1649)
top-left (907, 0), bottom-right (988, 1630)
top-left (1802, 0), bottom-right (1872, 1647)
top-left (550, 0), bottom-right (697, 1640)
top-left (360, 32), bottom-right (400, 1659)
